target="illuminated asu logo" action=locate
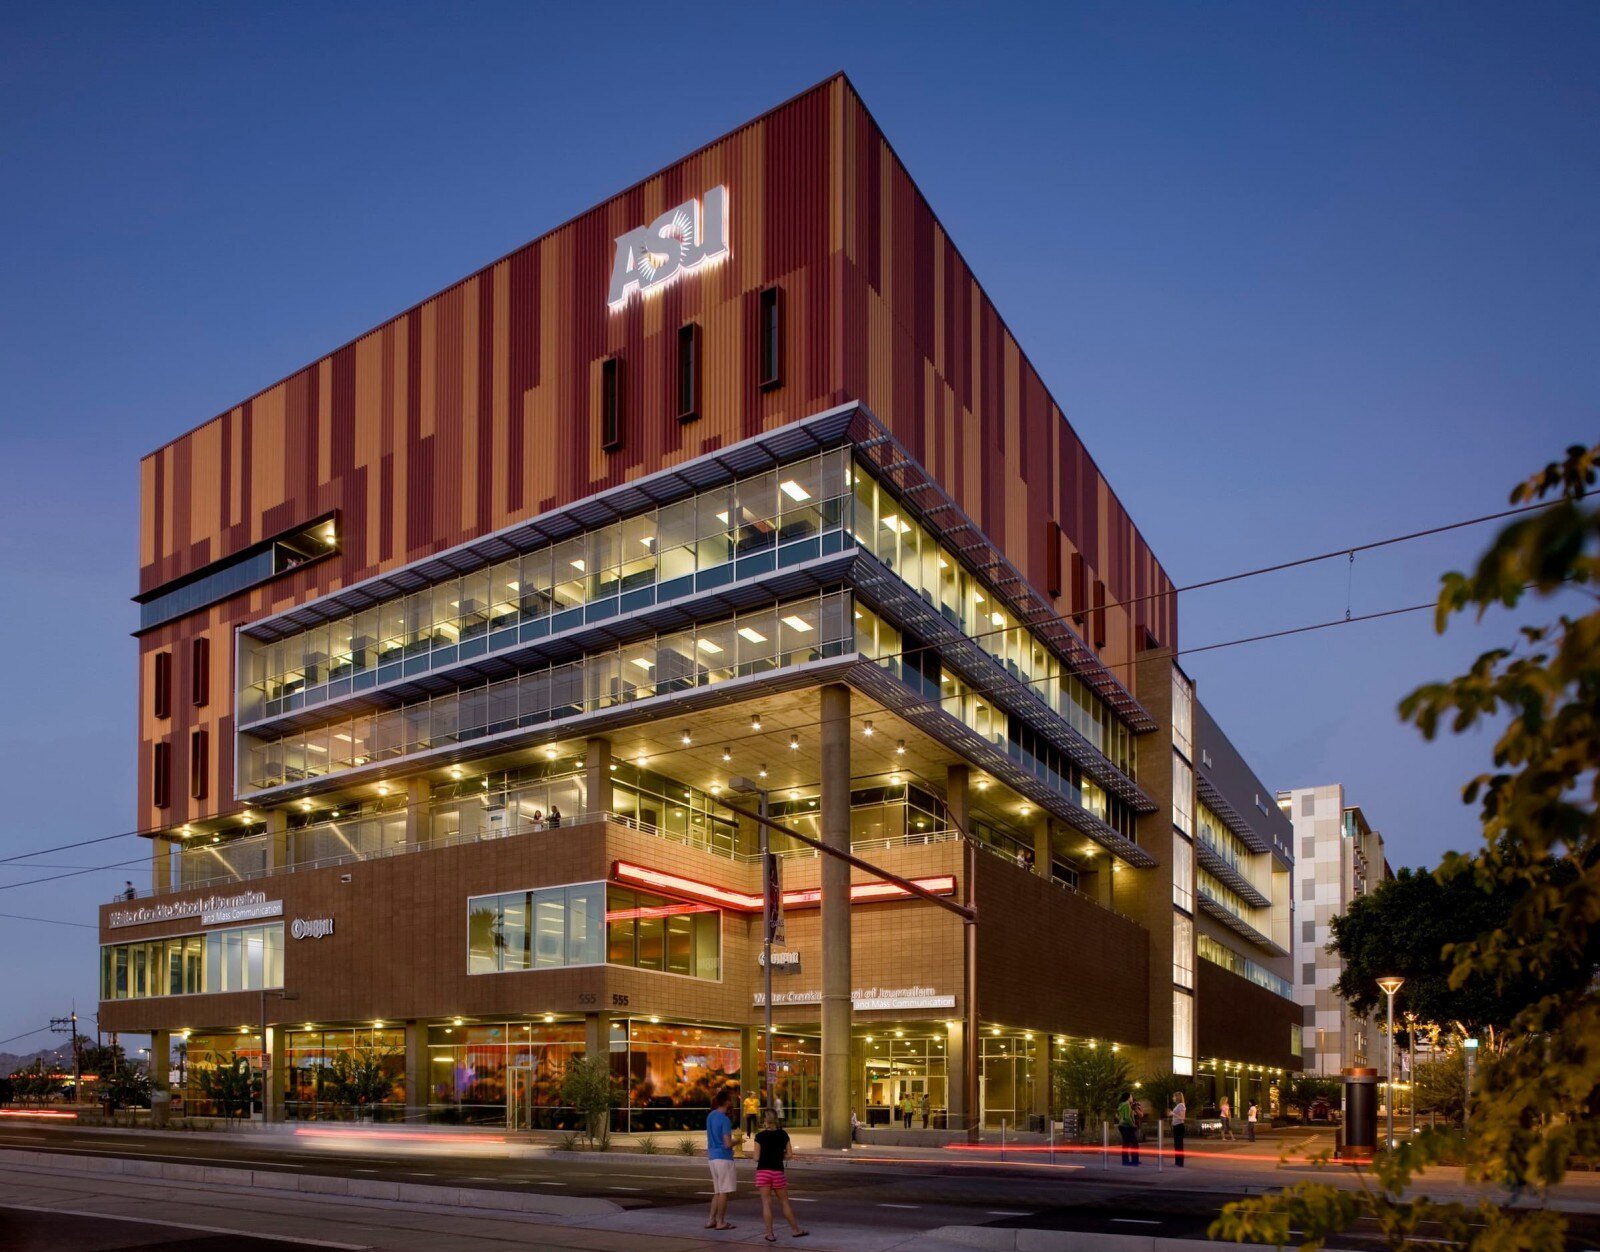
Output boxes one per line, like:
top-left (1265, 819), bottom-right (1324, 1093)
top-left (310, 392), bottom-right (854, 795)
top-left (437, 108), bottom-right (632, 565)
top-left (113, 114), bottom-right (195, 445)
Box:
top-left (607, 186), bottom-right (729, 310)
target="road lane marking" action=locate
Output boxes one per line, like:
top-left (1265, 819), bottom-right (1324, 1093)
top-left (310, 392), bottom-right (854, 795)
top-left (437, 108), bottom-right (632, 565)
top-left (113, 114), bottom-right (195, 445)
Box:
top-left (0, 1204), bottom-right (371, 1249)
top-left (1113, 1219), bottom-right (1160, 1225)
top-left (609, 1186), bottom-right (642, 1191)
top-left (878, 1203), bottom-right (921, 1209)
top-left (988, 1210), bottom-right (1031, 1216)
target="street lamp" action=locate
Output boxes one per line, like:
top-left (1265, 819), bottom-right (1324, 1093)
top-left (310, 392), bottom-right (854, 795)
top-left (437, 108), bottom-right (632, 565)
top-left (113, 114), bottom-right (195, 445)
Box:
top-left (1376, 977), bottom-right (1404, 1150)
top-left (1403, 1011), bottom-right (1418, 1138)
top-left (729, 775), bottom-right (775, 1116)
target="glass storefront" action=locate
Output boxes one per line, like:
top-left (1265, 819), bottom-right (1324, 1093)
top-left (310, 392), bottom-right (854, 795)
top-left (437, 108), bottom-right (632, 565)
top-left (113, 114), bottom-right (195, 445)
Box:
top-left (428, 1021), bottom-right (587, 1127)
top-left (979, 1032), bottom-right (1036, 1129)
top-left (863, 1029), bottom-right (950, 1127)
top-left (758, 1032), bottom-right (820, 1128)
top-left (183, 1030), bottom-right (263, 1117)
top-left (284, 1027), bottom-right (406, 1121)
top-left (613, 1019), bottom-right (742, 1132)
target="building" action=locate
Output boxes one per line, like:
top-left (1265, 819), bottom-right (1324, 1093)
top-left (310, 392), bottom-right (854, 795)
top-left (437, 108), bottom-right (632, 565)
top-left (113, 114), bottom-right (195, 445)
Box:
top-left (98, 74), bottom-right (1295, 1144)
top-left (1191, 701), bottom-right (1300, 1113)
top-left (1278, 784), bottom-right (1392, 1075)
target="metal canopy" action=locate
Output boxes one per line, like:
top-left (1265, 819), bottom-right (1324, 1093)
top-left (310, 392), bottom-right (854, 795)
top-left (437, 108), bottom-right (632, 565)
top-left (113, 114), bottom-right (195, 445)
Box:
top-left (1196, 775), bottom-right (1273, 855)
top-left (1194, 840), bottom-right (1272, 909)
top-left (1196, 890), bottom-right (1287, 957)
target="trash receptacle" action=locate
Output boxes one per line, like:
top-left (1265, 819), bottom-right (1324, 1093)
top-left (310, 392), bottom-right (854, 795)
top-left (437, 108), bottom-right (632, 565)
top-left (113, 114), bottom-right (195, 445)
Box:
top-left (1341, 1067), bottom-right (1378, 1161)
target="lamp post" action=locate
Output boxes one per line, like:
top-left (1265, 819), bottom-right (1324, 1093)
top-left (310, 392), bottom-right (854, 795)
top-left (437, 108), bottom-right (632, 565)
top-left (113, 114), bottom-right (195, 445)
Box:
top-left (1403, 1011), bottom-right (1418, 1138)
top-left (1376, 977), bottom-right (1404, 1150)
top-left (729, 776), bottom-right (774, 1115)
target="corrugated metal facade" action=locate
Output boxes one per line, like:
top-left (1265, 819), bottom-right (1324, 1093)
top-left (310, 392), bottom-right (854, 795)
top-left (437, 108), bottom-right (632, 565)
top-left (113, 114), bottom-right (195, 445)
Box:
top-left (136, 74), bottom-right (1176, 829)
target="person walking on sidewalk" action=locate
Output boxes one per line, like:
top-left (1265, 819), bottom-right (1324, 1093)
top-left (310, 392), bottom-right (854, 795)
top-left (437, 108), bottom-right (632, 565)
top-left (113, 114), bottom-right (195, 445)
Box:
top-left (704, 1087), bottom-right (738, 1232)
top-left (1170, 1091), bottom-right (1187, 1167)
top-left (754, 1110), bottom-right (809, 1243)
top-left (1116, 1091), bottom-right (1140, 1166)
top-left (1246, 1099), bottom-right (1258, 1143)
top-left (742, 1090), bottom-right (761, 1137)
top-left (919, 1093), bottom-right (931, 1128)
top-left (1219, 1096), bottom-right (1236, 1141)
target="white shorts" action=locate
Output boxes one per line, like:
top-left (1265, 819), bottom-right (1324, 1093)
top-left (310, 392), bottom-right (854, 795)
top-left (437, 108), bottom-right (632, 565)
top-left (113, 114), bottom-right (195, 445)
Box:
top-left (708, 1158), bottom-right (737, 1194)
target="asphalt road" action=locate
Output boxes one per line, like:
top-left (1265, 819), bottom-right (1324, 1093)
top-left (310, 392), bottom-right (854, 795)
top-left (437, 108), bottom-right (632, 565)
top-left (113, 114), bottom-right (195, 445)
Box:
top-left (2, 1124), bottom-right (1596, 1250)
top-left (3, 1206), bottom-right (346, 1251)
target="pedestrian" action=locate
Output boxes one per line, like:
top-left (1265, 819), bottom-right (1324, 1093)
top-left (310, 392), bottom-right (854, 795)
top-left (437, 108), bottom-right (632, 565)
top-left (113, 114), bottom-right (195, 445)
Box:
top-left (754, 1110), bottom-right (809, 1242)
top-left (704, 1087), bottom-right (737, 1231)
top-left (1247, 1099), bottom-right (1258, 1143)
top-left (1219, 1096), bottom-right (1235, 1141)
top-left (919, 1092), bottom-right (931, 1129)
top-left (122, 881), bottom-right (136, 901)
top-left (900, 1094), bottom-right (913, 1128)
top-left (1170, 1091), bottom-right (1187, 1167)
top-left (1116, 1090), bottom-right (1139, 1166)
top-left (743, 1090), bottom-right (761, 1137)
top-left (531, 808), bottom-right (545, 831)
top-left (549, 805), bottom-right (562, 828)
top-left (773, 1092), bottom-right (784, 1126)
top-left (850, 1109), bottom-right (864, 1144)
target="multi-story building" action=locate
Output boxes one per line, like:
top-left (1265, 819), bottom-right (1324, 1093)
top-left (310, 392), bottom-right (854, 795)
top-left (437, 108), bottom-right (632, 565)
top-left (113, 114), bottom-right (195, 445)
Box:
top-left (1279, 784), bottom-right (1392, 1075)
top-left (98, 75), bottom-right (1294, 1144)
top-left (1191, 701), bottom-right (1299, 1112)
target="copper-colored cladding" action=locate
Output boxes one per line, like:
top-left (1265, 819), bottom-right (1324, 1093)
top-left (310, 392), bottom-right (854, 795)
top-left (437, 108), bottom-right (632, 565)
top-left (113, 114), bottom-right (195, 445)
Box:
top-left (136, 74), bottom-right (1176, 830)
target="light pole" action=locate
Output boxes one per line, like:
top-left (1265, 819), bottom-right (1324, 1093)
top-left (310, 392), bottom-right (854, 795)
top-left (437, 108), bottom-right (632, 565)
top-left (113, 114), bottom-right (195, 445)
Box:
top-left (1404, 1011), bottom-right (1418, 1138)
top-left (1376, 977), bottom-right (1403, 1150)
top-left (729, 776), bottom-right (775, 1115)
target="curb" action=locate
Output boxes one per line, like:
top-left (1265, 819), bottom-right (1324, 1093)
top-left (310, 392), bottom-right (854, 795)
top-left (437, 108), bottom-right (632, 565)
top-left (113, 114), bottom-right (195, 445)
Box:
top-left (0, 1148), bottom-right (618, 1218)
top-left (927, 1228), bottom-right (1258, 1252)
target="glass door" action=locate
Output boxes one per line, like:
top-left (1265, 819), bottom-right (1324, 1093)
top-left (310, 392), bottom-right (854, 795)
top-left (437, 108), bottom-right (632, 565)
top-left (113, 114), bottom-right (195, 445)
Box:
top-left (507, 1065), bottom-right (535, 1130)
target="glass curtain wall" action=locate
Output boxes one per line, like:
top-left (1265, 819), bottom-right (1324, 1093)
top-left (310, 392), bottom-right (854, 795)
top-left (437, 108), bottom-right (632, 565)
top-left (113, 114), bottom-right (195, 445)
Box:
top-left (100, 924), bottom-right (282, 1000)
top-left (612, 1019), bottom-right (742, 1133)
top-left (284, 1027), bottom-right (406, 1121)
top-left (239, 450), bottom-right (853, 724)
top-left (427, 1022), bottom-right (586, 1127)
top-left (862, 1031), bottom-right (950, 1126)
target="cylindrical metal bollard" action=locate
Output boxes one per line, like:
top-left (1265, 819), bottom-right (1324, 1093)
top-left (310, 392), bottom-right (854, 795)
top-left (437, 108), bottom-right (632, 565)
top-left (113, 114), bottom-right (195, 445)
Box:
top-left (1342, 1067), bottom-right (1379, 1162)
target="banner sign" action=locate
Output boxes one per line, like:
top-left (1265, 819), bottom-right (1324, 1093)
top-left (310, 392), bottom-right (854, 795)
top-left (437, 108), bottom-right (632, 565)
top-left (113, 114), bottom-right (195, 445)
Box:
top-left (109, 890), bottom-right (280, 931)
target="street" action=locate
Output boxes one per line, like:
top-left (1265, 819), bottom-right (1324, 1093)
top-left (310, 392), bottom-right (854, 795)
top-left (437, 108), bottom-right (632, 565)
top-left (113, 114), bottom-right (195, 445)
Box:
top-left (3, 1124), bottom-right (1598, 1250)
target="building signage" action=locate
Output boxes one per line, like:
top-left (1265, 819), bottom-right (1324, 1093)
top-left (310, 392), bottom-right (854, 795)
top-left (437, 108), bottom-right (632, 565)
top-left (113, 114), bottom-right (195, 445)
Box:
top-left (753, 985), bottom-right (955, 1012)
top-left (108, 890), bottom-right (280, 931)
top-left (758, 949), bottom-right (802, 973)
top-left (291, 917), bottom-right (335, 940)
top-left (607, 186), bottom-right (729, 310)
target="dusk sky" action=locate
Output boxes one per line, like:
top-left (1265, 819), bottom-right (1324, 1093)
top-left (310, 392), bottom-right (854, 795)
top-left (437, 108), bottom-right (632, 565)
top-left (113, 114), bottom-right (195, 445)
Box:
top-left (1, 3), bottom-right (1594, 1047)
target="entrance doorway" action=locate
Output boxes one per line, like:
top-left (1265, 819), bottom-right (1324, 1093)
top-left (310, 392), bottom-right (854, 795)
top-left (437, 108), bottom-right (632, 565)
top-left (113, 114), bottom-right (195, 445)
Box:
top-left (507, 1065), bottom-right (536, 1131)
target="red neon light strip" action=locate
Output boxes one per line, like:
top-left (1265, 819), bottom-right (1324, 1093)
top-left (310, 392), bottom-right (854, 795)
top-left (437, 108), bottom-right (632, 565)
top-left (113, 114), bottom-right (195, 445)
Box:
top-left (612, 861), bottom-right (955, 913)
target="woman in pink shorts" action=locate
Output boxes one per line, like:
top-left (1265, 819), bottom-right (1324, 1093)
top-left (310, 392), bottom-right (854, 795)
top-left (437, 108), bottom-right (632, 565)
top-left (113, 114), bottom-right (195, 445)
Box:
top-left (753, 1110), bottom-right (808, 1242)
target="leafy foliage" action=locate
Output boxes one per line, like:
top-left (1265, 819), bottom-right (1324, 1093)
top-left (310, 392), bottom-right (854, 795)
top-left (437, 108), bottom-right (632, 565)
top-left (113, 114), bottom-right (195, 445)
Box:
top-left (1138, 1069), bottom-right (1185, 1123)
top-left (558, 1054), bottom-right (616, 1148)
top-left (1052, 1044), bottom-right (1131, 1134)
top-left (1283, 1073), bottom-right (1342, 1121)
top-left (1214, 441), bottom-right (1600, 1250)
top-left (324, 1044), bottom-right (400, 1109)
top-left (195, 1051), bottom-right (258, 1119)
top-left (1330, 864), bottom-right (1591, 1037)
top-left (1413, 1049), bottom-right (1467, 1124)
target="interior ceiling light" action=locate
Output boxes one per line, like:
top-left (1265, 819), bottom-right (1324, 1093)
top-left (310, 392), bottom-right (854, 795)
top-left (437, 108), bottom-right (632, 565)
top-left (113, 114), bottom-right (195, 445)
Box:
top-left (789, 733), bottom-right (800, 750)
top-left (696, 638), bottom-right (723, 654)
top-left (544, 745), bottom-right (559, 759)
top-left (738, 627), bottom-right (767, 643)
top-left (779, 479), bottom-right (811, 502)
top-left (896, 739), bottom-right (906, 756)
top-left (631, 657), bottom-right (654, 670)
top-left (863, 721), bottom-right (874, 737)
top-left (758, 764), bottom-right (768, 778)
top-left (780, 615), bottom-right (813, 632)
top-left (751, 713), bottom-right (763, 731)
top-left (722, 747), bottom-right (732, 762)
top-left (681, 731), bottom-right (693, 746)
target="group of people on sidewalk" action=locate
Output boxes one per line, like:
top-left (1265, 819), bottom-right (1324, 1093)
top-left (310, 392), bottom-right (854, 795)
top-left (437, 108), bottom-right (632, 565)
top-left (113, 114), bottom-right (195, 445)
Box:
top-left (1115, 1091), bottom-right (1260, 1167)
top-left (705, 1086), bottom-right (809, 1242)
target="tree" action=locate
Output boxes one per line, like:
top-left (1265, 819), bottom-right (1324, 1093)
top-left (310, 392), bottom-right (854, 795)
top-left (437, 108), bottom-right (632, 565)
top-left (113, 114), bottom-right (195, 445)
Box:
top-left (195, 1052), bottom-right (258, 1119)
top-left (1138, 1069), bottom-right (1185, 1124)
top-left (1052, 1044), bottom-right (1130, 1137)
top-left (1214, 441), bottom-right (1600, 1250)
top-left (1329, 863), bottom-right (1592, 1044)
top-left (325, 1044), bottom-right (400, 1113)
top-left (1283, 1073), bottom-right (1342, 1122)
top-left (1413, 1050), bottom-right (1467, 1125)
top-left (558, 1055), bottom-right (617, 1148)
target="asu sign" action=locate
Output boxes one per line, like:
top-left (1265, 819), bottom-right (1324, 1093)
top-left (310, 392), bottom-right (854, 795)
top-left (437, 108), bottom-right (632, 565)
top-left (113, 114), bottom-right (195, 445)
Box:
top-left (607, 186), bottom-right (729, 310)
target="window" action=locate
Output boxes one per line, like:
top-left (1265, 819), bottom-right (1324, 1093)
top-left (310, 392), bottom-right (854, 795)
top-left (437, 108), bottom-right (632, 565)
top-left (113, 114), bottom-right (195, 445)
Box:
top-left (468, 883), bottom-right (606, 974)
top-left (152, 741), bottom-right (171, 809)
top-left (1173, 913), bottom-right (1194, 988)
top-left (1302, 836), bottom-right (1317, 859)
top-left (1171, 670), bottom-right (1193, 759)
top-left (677, 323), bottom-right (700, 422)
top-left (758, 286), bottom-right (782, 389)
top-left (153, 652), bottom-right (172, 719)
top-left (1070, 553), bottom-right (1088, 624)
top-left (191, 637), bottom-right (210, 708)
top-left (1302, 877), bottom-right (1316, 901)
top-left (1045, 521), bottom-right (1062, 598)
top-left (1172, 752), bottom-right (1193, 836)
top-left (1301, 793), bottom-right (1315, 817)
top-left (189, 729), bottom-right (208, 801)
top-left (607, 885), bottom-right (721, 979)
top-left (1303, 962), bottom-right (1317, 985)
top-left (1172, 834), bottom-right (1193, 911)
top-left (1172, 989), bottom-right (1194, 1076)
top-left (1302, 920), bottom-right (1316, 943)
top-left (99, 924), bottom-right (279, 1000)
top-left (1092, 579), bottom-right (1107, 648)
top-left (600, 357), bottom-right (623, 451)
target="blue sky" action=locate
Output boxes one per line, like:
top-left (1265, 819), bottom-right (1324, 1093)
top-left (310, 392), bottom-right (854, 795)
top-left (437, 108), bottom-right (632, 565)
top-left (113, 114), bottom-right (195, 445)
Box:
top-left (1, 3), bottom-right (1594, 1046)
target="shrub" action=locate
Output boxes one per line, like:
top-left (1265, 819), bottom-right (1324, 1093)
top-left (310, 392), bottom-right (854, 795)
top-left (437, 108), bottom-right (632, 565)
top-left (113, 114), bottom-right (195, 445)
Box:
top-left (638, 1136), bottom-right (659, 1154)
top-left (677, 1135), bottom-right (697, 1156)
top-left (558, 1055), bottom-right (616, 1149)
top-left (1052, 1044), bottom-right (1131, 1136)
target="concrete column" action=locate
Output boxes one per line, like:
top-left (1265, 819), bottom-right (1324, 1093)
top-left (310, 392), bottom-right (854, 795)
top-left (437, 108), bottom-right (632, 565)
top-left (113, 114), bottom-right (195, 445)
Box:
top-left (819, 682), bottom-right (852, 1150)
top-left (1031, 1034), bottom-right (1052, 1119)
top-left (946, 765), bottom-right (970, 835)
top-left (1092, 853), bottom-right (1115, 909)
top-left (264, 1026), bottom-right (287, 1122)
top-left (405, 1020), bottom-right (427, 1124)
top-left (1033, 820), bottom-right (1052, 880)
top-left (149, 1030), bottom-right (171, 1094)
top-left (741, 1026), bottom-right (760, 1113)
top-left (584, 1010), bottom-right (612, 1059)
top-left (946, 1020), bottom-right (967, 1130)
top-left (404, 779), bottom-right (431, 845)
top-left (151, 839), bottom-right (172, 894)
top-left (585, 738), bottom-right (612, 819)
top-left (266, 810), bottom-right (290, 871)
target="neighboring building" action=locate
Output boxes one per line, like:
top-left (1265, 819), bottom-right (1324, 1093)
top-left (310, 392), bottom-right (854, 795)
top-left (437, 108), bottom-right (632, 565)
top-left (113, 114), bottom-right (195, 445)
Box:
top-left (1190, 700), bottom-right (1300, 1113)
top-left (1278, 785), bottom-right (1392, 1075)
top-left (98, 74), bottom-right (1293, 1144)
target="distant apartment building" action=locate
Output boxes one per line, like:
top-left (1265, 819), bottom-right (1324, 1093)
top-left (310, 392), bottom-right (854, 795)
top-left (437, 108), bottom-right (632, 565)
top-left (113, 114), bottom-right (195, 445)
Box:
top-left (1278, 785), bottom-right (1392, 1075)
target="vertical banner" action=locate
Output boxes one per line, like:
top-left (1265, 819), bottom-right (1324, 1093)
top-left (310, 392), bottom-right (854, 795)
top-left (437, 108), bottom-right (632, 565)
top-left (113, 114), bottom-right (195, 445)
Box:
top-left (764, 851), bottom-right (785, 945)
